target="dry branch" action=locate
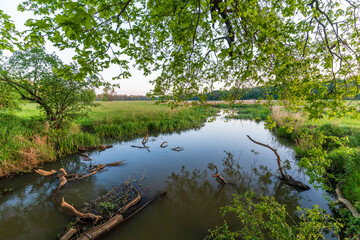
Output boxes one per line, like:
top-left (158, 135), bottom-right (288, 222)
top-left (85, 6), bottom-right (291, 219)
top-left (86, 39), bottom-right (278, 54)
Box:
top-left (61, 197), bottom-right (102, 223)
top-left (160, 141), bottom-right (168, 148)
top-left (142, 134), bottom-right (149, 145)
top-left (117, 189), bottom-right (141, 214)
top-left (67, 161), bottom-right (124, 181)
top-left (76, 191), bottom-right (166, 240)
top-left (213, 166), bottom-right (227, 184)
top-left (247, 135), bottom-right (310, 191)
top-left (60, 228), bottom-right (78, 240)
top-left (247, 135), bottom-right (284, 175)
top-left (35, 169), bottom-right (57, 176)
top-left (335, 184), bottom-right (360, 218)
top-left (58, 168), bottom-right (68, 189)
top-left (81, 153), bottom-right (90, 158)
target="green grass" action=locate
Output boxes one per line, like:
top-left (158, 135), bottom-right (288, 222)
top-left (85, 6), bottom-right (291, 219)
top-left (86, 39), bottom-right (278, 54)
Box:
top-left (0, 101), bottom-right (217, 176)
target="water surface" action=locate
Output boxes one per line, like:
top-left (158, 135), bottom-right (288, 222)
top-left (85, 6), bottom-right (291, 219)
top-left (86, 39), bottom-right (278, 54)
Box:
top-left (0, 114), bottom-right (334, 239)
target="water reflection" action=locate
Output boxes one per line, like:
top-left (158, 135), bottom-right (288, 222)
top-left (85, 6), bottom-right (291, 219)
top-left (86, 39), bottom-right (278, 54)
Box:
top-left (0, 116), bottom-right (333, 240)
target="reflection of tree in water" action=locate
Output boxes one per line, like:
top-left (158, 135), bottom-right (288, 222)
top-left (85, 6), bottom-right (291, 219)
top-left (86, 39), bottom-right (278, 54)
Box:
top-left (163, 151), bottom-right (304, 236)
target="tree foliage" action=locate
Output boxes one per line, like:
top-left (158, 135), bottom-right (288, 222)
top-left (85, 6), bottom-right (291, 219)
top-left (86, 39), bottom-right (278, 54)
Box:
top-left (206, 191), bottom-right (342, 240)
top-left (17, 0), bottom-right (360, 119)
top-left (0, 48), bottom-right (98, 128)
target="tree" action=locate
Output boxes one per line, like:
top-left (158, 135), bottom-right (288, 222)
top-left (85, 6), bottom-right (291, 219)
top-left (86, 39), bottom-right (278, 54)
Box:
top-left (206, 191), bottom-right (342, 240)
top-left (0, 48), bottom-right (98, 128)
top-left (0, 82), bottom-right (22, 110)
top-left (17, 0), bottom-right (360, 119)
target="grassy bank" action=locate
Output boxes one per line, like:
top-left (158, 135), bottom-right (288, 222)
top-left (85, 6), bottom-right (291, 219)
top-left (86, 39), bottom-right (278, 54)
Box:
top-left (215, 102), bottom-right (360, 237)
top-left (0, 101), bottom-right (217, 176)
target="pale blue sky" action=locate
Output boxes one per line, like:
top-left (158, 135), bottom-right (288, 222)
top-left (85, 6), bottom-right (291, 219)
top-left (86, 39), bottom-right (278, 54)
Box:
top-left (0, 0), bottom-right (155, 95)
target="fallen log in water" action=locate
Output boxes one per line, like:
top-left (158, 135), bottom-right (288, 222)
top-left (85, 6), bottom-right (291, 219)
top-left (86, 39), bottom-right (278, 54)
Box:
top-left (75, 191), bottom-right (166, 240)
top-left (61, 197), bottom-right (102, 223)
top-left (60, 183), bottom-right (165, 240)
top-left (35, 169), bottom-right (57, 176)
top-left (58, 168), bottom-right (68, 189)
top-left (212, 166), bottom-right (227, 185)
top-left (247, 135), bottom-right (310, 191)
top-left (160, 141), bottom-right (168, 148)
top-left (60, 228), bottom-right (77, 240)
top-left (67, 161), bottom-right (125, 181)
top-left (171, 146), bottom-right (184, 152)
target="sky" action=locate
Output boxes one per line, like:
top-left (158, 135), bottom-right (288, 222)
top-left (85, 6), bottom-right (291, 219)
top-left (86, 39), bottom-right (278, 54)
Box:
top-left (0, 0), bottom-right (155, 95)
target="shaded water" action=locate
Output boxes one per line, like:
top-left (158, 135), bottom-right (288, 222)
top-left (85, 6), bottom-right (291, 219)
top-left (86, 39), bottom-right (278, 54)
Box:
top-left (0, 114), bottom-right (334, 239)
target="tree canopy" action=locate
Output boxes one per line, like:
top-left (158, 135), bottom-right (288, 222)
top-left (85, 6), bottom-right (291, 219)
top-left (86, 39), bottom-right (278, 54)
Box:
top-left (0, 48), bottom-right (98, 128)
top-left (1, 0), bottom-right (359, 119)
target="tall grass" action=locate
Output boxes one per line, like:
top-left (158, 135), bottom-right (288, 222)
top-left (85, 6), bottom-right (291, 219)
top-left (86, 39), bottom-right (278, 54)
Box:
top-left (0, 102), bottom-right (217, 176)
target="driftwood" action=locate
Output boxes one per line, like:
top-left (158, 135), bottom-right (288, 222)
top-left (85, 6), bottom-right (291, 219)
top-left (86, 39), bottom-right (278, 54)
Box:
top-left (247, 135), bottom-right (310, 191)
top-left (213, 166), bottom-right (227, 184)
top-left (335, 184), bottom-right (360, 218)
top-left (160, 141), bottom-right (168, 148)
top-left (142, 134), bottom-right (149, 145)
top-left (35, 169), bottom-right (57, 176)
top-left (78, 145), bottom-right (113, 152)
top-left (171, 146), bottom-right (184, 152)
top-left (131, 144), bottom-right (150, 152)
top-left (76, 191), bottom-right (166, 240)
top-left (61, 197), bottom-right (102, 223)
top-left (60, 228), bottom-right (77, 240)
top-left (58, 168), bottom-right (68, 189)
top-left (67, 161), bottom-right (125, 181)
top-left (118, 189), bottom-right (141, 214)
top-left (80, 155), bottom-right (92, 161)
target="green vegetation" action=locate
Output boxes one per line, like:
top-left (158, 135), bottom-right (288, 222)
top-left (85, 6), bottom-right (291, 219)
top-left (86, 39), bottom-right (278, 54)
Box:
top-left (0, 101), bottom-right (217, 176)
top-left (207, 191), bottom-right (341, 240)
top-left (0, 48), bottom-right (99, 129)
top-left (270, 108), bottom-right (360, 237)
top-left (219, 103), bottom-right (360, 237)
top-left (215, 103), bottom-right (271, 121)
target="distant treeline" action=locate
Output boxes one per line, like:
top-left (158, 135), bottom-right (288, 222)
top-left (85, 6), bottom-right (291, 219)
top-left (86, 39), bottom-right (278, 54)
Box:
top-left (96, 94), bottom-right (152, 101)
top-left (190, 87), bottom-right (279, 101)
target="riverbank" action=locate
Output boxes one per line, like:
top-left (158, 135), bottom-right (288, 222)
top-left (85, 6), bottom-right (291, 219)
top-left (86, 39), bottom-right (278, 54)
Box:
top-left (0, 101), bottom-right (217, 177)
top-left (216, 102), bottom-right (360, 237)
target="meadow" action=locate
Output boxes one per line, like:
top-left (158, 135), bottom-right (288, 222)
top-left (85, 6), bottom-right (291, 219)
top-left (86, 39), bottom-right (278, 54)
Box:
top-left (0, 101), bottom-right (217, 176)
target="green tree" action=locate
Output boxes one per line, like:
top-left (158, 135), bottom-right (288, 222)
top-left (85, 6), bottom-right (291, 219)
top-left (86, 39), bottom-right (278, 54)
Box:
top-left (206, 191), bottom-right (342, 240)
top-left (17, 0), bottom-right (360, 118)
top-left (0, 48), bottom-right (98, 128)
top-left (0, 82), bottom-right (21, 109)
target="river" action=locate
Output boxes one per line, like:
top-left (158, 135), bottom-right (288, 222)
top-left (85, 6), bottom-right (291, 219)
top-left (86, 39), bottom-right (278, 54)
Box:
top-left (0, 113), bottom-right (335, 239)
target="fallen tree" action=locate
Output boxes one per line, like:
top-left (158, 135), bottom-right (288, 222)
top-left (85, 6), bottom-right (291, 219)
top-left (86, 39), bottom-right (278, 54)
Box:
top-left (59, 183), bottom-right (167, 240)
top-left (247, 135), bottom-right (310, 191)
